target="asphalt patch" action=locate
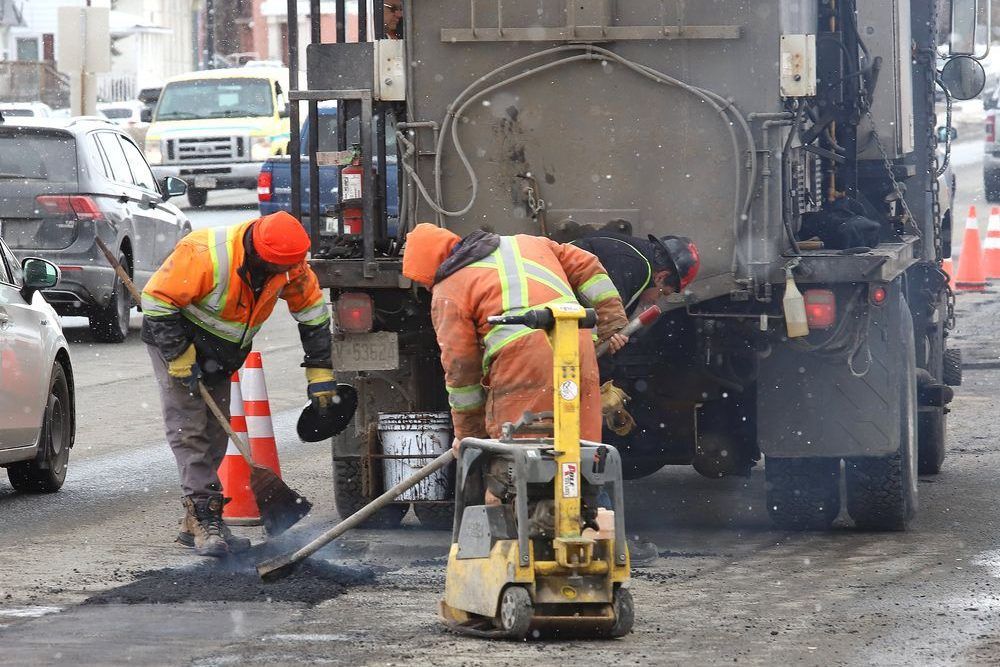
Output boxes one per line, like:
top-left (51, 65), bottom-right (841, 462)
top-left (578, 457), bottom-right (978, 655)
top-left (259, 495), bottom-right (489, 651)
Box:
top-left (83, 553), bottom-right (376, 606)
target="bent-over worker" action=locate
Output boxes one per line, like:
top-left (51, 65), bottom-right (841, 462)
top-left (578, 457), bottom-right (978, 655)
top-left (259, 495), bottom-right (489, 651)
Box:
top-left (570, 231), bottom-right (700, 435)
top-left (401, 223), bottom-right (629, 510)
top-left (141, 212), bottom-right (336, 557)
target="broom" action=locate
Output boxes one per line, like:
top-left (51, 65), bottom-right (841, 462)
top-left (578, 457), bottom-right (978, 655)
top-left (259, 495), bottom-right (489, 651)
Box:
top-left (95, 237), bottom-right (312, 536)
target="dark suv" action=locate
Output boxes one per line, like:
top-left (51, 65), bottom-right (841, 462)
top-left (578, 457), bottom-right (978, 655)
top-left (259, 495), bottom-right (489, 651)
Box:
top-left (0, 114), bottom-right (191, 342)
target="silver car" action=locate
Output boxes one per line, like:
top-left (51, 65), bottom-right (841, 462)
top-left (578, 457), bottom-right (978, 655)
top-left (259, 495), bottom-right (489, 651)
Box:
top-left (0, 239), bottom-right (74, 492)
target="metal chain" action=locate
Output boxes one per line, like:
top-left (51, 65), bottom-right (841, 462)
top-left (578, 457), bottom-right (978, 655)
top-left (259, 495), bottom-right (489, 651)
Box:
top-left (864, 108), bottom-right (919, 235)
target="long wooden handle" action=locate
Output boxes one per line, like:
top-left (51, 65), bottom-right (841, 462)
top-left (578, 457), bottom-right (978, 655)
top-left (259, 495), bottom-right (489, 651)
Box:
top-left (199, 382), bottom-right (256, 467)
top-left (283, 449), bottom-right (455, 564)
top-left (95, 237), bottom-right (142, 304)
top-left (95, 236), bottom-right (257, 468)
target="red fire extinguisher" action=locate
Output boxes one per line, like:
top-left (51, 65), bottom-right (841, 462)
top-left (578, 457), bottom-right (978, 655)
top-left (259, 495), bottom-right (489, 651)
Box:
top-left (339, 148), bottom-right (363, 235)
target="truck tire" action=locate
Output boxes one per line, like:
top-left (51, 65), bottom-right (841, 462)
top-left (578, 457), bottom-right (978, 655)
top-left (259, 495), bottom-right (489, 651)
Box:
top-left (332, 456), bottom-right (408, 528)
top-left (845, 296), bottom-right (918, 531)
top-left (986, 171), bottom-right (1000, 203)
top-left (917, 408), bottom-right (946, 475)
top-left (187, 187), bottom-right (208, 208)
top-left (765, 457), bottom-right (841, 530)
top-left (943, 348), bottom-right (962, 386)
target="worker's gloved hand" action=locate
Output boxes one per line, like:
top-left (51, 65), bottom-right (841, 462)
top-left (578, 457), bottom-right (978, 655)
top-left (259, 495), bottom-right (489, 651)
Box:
top-left (305, 367), bottom-right (338, 410)
top-left (167, 344), bottom-right (201, 393)
top-left (600, 381), bottom-right (636, 436)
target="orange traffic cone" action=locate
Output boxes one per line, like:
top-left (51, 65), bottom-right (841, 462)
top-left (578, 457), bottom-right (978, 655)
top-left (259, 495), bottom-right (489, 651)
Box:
top-left (943, 257), bottom-right (954, 288)
top-left (984, 207), bottom-right (1000, 281)
top-left (955, 205), bottom-right (987, 292)
top-left (219, 372), bottom-right (261, 525)
top-left (241, 352), bottom-right (283, 478)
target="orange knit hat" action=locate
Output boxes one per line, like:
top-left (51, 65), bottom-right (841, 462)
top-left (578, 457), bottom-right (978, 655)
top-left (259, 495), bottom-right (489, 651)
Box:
top-left (402, 223), bottom-right (461, 287)
top-left (252, 211), bottom-right (311, 265)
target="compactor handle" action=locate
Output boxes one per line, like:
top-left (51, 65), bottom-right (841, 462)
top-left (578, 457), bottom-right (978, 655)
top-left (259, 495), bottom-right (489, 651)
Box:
top-left (487, 307), bottom-right (597, 330)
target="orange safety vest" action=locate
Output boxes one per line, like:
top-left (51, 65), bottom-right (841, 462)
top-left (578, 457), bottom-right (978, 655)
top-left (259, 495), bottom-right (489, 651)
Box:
top-left (141, 220), bottom-right (329, 348)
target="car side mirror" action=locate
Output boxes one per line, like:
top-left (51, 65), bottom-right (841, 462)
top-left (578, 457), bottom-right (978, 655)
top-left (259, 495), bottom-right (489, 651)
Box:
top-left (279, 102), bottom-right (290, 119)
top-left (937, 126), bottom-right (959, 142)
top-left (20, 257), bottom-right (59, 301)
top-left (160, 176), bottom-right (188, 200)
top-left (140, 108), bottom-right (153, 123)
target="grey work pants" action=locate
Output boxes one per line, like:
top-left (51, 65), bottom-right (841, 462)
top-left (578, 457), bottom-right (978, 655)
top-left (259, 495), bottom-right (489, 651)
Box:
top-left (147, 345), bottom-right (232, 497)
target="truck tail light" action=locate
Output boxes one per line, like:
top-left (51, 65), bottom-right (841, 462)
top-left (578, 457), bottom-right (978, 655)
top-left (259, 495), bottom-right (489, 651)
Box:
top-left (257, 170), bottom-right (273, 202)
top-left (36, 195), bottom-right (103, 221)
top-left (987, 114), bottom-right (996, 144)
top-left (803, 289), bottom-right (836, 330)
top-left (336, 292), bottom-right (373, 333)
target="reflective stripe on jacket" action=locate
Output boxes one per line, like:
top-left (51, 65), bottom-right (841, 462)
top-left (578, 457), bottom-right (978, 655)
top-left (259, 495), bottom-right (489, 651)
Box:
top-left (140, 220), bottom-right (331, 375)
top-left (431, 233), bottom-right (627, 440)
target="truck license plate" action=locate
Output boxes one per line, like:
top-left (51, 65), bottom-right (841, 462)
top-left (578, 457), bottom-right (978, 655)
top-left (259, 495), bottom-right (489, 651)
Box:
top-left (331, 331), bottom-right (399, 371)
top-left (194, 176), bottom-right (217, 188)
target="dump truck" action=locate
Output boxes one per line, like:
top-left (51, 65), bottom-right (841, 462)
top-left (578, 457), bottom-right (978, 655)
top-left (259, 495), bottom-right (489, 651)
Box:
top-left (287, 0), bottom-right (986, 531)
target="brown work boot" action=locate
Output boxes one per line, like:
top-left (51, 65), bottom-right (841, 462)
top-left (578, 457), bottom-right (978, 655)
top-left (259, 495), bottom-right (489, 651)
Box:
top-left (178, 496), bottom-right (230, 557)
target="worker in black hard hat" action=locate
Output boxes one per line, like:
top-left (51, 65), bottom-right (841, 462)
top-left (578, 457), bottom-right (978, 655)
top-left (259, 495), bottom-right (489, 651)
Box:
top-left (571, 230), bottom-right (701, 435)
top-left (571, 231), bottom-right (700, 316)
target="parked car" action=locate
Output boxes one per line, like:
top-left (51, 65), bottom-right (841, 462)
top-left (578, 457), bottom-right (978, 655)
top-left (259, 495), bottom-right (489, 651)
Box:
top-left (98, 100), bottom-right (149, 144)
top-left (97, 101), bottom-right (144, 127)
top-left (0, 115), bottom-right (192, 342)
top-left (258, 104), bottom-right (399, 233)
top-left (0, 102), bottom-right (53, 118)
top-left (0, 238), bottom-right (75, 492)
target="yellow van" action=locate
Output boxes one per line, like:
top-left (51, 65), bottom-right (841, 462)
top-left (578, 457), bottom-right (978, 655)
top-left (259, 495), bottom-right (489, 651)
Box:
top-left (144, 65), bottom-right (290, 207)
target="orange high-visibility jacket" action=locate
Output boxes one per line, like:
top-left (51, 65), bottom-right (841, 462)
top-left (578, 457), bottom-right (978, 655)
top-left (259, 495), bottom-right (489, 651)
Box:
top-left (431, 233), bottom-right (627, 441)
top-left (140, 220), bottom-right (331, 375)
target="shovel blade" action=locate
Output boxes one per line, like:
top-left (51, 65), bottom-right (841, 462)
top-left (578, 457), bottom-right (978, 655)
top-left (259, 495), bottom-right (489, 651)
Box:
top-left (249, 466), bottom-right (313, 536)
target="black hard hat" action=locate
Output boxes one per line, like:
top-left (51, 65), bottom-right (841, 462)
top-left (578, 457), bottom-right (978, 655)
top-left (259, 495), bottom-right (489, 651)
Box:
top-left (647, 235), bottom-right (701, 291)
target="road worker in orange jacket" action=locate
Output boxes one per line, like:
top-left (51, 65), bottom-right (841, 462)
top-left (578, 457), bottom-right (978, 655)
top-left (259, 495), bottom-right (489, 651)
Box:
top-left (401, 223), bottom-right (628, 474)
top-left (141, 212), bottom-right (335, 557)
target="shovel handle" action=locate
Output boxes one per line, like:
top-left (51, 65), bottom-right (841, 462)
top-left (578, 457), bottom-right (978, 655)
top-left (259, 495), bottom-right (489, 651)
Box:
top-left (95, 237), bottom-right (143, 305)
top-left (198, 382), bottom-right (256, 467)
top-left (280, 449), bottom-right (455, 565)
top-left (95, 236), bottom-right (257, 468)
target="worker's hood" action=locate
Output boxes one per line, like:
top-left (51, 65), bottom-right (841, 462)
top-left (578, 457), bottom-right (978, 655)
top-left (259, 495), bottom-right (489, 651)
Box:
top-left (402, 223), bottom-right (462, 287)
top-left (435, 229), bottom-right (500, 285)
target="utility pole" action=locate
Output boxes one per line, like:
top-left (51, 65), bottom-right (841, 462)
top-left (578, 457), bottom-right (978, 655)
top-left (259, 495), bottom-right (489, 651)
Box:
top-left (205, 0), bottom-right (215, 68)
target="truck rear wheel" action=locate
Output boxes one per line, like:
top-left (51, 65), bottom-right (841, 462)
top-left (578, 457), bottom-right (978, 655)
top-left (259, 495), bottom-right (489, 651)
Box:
top-left (845, 296), bottom-right (918, 531)
top-left (765, 457), bottom-right (841, 530)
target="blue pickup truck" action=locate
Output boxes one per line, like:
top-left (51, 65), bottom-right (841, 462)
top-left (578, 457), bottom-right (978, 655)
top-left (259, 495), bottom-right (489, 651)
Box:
top-left (257, 105), bottom-right (399, 231)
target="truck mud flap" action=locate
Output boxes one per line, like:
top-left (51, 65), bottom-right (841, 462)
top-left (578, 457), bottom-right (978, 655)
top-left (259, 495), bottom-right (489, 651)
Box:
top-left (756, 287), bottom-right (905, 459)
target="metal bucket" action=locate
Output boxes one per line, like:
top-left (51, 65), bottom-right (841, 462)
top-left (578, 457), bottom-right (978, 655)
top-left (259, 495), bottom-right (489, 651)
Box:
top-left (377, 412), bottom-right (453, 501)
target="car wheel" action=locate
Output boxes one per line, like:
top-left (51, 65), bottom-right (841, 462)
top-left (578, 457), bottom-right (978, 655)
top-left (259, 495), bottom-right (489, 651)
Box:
top-left (986, 170), bottom-right (1000, 203)
top-left (88, 252), bottom-right (131, 343)
top-left (7, 363), bottom-right (73, 493)
top-left (187, 188), bottom-right (208, 208)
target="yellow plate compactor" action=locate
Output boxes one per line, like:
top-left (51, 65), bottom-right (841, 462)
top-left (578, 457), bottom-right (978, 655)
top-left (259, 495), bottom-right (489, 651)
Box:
top-left (440, 304), bottom-right (633, 639)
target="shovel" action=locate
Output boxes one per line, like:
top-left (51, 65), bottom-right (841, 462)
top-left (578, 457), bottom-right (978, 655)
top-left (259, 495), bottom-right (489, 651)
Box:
top-left (95, 237), bottom-right (312, 536)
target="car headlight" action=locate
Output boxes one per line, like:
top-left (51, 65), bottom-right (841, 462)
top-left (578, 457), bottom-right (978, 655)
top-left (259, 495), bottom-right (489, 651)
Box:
top-left (144, 139), bottom-right (162, 165)
top-left (250, 137), bottom-right (272, 162)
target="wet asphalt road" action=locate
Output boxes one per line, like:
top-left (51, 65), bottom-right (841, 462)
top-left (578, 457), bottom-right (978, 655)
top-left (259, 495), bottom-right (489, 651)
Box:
top-left (2, 155), bottom-right (1000, 665)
